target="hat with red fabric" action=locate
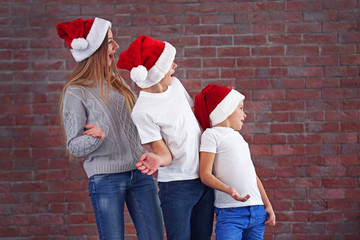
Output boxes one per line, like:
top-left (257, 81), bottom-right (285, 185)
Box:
top-left (56, 17), bottom-right (111, 62)
top-left (194, 84), bottom-right (245, 130)
top-left (117, 35), bottom-right (176, 88)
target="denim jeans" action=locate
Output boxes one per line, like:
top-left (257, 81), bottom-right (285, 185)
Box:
top-left (88, 170), bottom-right (164, 240)
top-left (214, 205), bottom-right (267, 240)
top-left (158, 178), bottom-right (214, 240)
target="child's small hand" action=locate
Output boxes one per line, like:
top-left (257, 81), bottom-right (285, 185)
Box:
top-left (265, 206), bottom-right (276, 226)
top-left (83, 124), bottom-right (105, 139)
top-left (135, 153), bottom-right (161, 175)
top-left (228, 187), bottom-right (250, 202)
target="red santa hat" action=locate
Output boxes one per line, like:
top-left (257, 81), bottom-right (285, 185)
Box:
top-left (56, 17), bottom-right (112, 62)
top-left (194, 84), bottom-right (245, 130)
top-left (117, 35), bottom-right (176, 88)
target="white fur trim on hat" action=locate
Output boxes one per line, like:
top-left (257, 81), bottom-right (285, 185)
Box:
top-left (136, 42), bottom-right (176, 88)
top-left (209, 89), bottom-right (245, 127)
top-left (130, 65), bottom-right (148, 84)
top-left (70, 17), bottom-right (111, 62)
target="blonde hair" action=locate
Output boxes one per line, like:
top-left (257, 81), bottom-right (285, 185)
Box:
top-left (59, 31), bottom-right (136, 156)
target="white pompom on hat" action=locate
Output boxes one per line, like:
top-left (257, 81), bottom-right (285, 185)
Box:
top-left (130, 65), bottom-right (148, 84)
top-left (71, 38), bottom-right (88, 50)
top-left (56, 17), bottom-right (112, 62)
top-left (194, 84), bottom-right (245, 130)
top-left (117, 35), bottom-right (176, 88)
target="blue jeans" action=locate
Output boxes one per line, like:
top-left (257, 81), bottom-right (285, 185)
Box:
top-left (214, 205), bottom-right (267, 240)
top-left (158, 178), bottom-right (214, 240)
top-left (88, 170), bottom-right (164, 240)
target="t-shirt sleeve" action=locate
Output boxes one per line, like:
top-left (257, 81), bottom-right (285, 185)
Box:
top-left (200, 129), bottom-right (217, 153)
top-left (131, 111), bottom-right (162, 144)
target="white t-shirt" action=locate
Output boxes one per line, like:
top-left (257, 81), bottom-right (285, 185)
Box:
top-left (131, 77), bottom-right (201, 182)
top-left (200, 126), bottom-right (263, 208)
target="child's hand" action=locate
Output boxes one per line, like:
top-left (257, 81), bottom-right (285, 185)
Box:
top-left (83, 124), bottom-right (105, 139)
top-left (228, 187), bottom-right (250, 202)
top-left (265, 206), bottom-right (276, 226)
top-left (135, 153), bottom-right (161, 175)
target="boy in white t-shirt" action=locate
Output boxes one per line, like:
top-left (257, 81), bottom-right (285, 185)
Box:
top-left (117, 35), bottom-right (214, 240)
top-left (194, 84), bottom-right (276, 240)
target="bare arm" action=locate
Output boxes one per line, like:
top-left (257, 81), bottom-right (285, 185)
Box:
top-left (256, 176), bottom-right (276, 226)
top-left (199, 152), bottom-right (250, 202)
top-left (135, 139), bottom-right (172, 175)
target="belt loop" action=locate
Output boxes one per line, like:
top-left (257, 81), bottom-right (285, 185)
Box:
top-left (130, 170), bottom-right (135, 183)
top-left (90, 176), bottom-right (96, 193)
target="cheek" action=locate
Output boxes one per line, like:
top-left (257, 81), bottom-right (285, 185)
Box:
top-left (236, 110), bottom-right (242, 118)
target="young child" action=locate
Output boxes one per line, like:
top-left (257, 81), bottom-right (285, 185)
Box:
top-left (194, 84), bottom-right (276, 240)
top-left (117, 35), bottom-right (214, 240)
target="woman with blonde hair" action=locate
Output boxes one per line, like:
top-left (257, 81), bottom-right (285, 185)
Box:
top-left (57, 17), bottom-right (164, 240)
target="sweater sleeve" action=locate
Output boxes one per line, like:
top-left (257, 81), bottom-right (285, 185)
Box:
top-left (62, 91), bottom-right (104, 157)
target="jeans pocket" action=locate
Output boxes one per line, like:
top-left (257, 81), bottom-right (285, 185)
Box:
top-left (92, 173), bottom-right (109, 181)
top-left (89, 174), bottom-right (113, 194)
top-left (259, 205), bottom-right (268, 223)
top-left (214, 208), bottom-right (222, 216)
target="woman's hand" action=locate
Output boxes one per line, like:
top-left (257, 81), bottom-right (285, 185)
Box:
top-left (83, 124), bottom-right (105, 139)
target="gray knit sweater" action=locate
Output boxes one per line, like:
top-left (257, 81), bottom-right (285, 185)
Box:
top-left (62, 84), bottom-right (146, 178)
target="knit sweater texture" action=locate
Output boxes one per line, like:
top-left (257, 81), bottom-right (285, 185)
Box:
top-left (62, 84), bottom-right (146, 178)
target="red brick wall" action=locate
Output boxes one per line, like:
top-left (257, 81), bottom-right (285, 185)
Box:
top-left (1, 0), bottom-right (359, 239)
